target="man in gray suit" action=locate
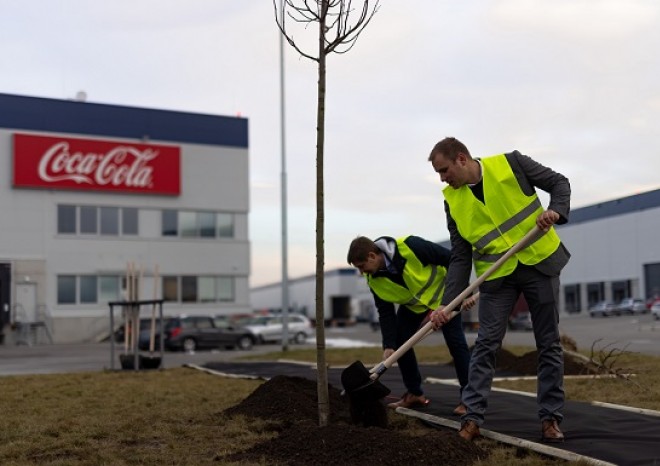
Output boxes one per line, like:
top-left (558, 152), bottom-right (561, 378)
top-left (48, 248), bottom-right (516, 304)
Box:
top-left (427, 137), bottom-right (571, 443)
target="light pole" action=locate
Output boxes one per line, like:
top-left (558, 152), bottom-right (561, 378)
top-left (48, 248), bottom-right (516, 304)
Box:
top-left (279, 29), bottom-right (290, 351)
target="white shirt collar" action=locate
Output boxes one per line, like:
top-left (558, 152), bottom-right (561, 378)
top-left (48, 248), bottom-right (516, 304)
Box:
top-left (467, 159), bottom-right (483, 187)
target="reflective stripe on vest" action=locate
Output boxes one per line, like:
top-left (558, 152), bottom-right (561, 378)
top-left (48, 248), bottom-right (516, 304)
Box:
top-left (366, 238), bottom-right (446, 314)
top-left (443, 154), bottom-right (560, 280)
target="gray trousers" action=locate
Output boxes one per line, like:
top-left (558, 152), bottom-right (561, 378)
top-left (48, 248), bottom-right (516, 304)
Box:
top-left (462, 264), bottom-right (565, 426)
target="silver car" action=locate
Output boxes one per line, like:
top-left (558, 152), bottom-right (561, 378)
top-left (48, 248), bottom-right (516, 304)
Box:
top-left (589, 301), bottom-right (617, 318)
top-left (243, 314), bottom-right (314, 344)
top-left (616, 298), bottom-right (648, 315)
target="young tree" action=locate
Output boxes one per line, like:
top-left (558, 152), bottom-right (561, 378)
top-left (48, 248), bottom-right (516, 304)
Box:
top-left (273, 0), bottom-right (379, 426)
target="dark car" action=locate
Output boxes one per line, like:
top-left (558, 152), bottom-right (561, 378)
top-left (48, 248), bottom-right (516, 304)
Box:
top-left (114, 318), bottom-right (168, 344)
top-left (508, 311), bottom-right (533, 331)
top-left (138, 315), bottom-right (254, 352)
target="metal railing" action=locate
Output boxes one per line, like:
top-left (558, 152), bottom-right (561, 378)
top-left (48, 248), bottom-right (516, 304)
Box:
top-left (11, 303), bottom-right (54, 346)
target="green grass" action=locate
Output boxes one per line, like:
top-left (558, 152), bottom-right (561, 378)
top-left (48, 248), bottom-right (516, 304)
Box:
top-left (0, 344), bottom-right (656, 465)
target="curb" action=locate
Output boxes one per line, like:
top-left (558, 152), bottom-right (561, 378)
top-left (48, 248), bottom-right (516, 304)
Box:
top-left (395, 407), bottom-right (617, 466)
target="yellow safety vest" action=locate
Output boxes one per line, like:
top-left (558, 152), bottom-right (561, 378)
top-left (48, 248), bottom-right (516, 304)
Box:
top-left (366, 237), bottom-right (446, 314)
top-left (443, 154), bottom-right (560, 280)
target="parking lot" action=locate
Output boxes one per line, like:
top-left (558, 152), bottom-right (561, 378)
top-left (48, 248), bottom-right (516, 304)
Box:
top-left (0, 312), bottom-right (658, 377)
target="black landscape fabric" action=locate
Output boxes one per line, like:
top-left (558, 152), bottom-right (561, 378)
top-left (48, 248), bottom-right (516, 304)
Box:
top-left (205, 360), bottom-right (660, 466)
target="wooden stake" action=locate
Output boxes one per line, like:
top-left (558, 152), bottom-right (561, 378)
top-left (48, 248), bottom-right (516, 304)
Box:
top-left (124, 262), bottom-right (131, 353)
top-left (149, 265), bottom-right (159, 354)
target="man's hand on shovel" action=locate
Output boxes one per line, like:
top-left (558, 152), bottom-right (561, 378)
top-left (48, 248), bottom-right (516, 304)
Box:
top-left (430, 306), bottom-right (452, 330)
top-left (426, 293), bottom-right (479, 331)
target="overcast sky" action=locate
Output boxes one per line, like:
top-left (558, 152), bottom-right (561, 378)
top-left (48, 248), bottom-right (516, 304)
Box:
top-left (1, 1), bottom-right (659, 287)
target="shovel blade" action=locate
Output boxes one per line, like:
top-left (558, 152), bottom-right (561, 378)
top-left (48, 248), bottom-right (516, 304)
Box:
top-left (341, 360), bottom-right (391, 399)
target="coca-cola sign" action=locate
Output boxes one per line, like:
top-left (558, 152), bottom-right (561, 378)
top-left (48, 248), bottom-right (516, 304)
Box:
top-left (13, 133), bottom-right (181, 195)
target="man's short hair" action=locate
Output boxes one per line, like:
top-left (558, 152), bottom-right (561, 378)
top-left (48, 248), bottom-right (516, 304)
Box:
top-left (347, 236), bottom-right (379, 265)
top-left (428, 137), bottom-right (471, 162)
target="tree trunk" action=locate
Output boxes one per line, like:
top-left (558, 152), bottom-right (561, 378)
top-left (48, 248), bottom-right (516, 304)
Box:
top-left (315, 1), bottom-right (330, 428)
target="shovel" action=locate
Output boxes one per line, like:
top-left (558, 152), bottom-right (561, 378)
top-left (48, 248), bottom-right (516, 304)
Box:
top-left (341, 225), bottom-right (544, 400)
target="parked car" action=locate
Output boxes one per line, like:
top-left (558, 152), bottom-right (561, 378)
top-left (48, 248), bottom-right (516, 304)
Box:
top-left (243, 313), bottom-right (314, 344)
top-left (114, 317), bottom-right (169, 344)
top-left (616, 298), bottom-right (648, 315)
top-left (213, 313), bottom-right (255, 328)
top-left (508, 311), bottom-right (533, 331)
top-left (589, 301), bottom-right (617, 317)
top-left (652, 302), bottom-right (660, 321)
top-left (138, 315), bottom-right (254, 352)
top-left (647, 297), bottom-right (660, 311)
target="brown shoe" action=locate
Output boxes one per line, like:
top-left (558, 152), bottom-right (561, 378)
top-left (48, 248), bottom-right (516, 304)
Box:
top-left (386, 392), bottom-right (429, 409)
top-left (452, 403), bottom-right (467, 416)
top-left (458, 420), bottom-right (480, 441)
top-left (541, 419), bottom-right (565, 443)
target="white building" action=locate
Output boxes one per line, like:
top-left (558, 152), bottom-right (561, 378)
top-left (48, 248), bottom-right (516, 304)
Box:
top-left (0, 93), bottom-right (250, 344)
top-left (557, 189), bottom-right (660, 312)
top-left (251, 188), bottom-right (660, 318)
top-left (250, 268), bottom-right (372, 325)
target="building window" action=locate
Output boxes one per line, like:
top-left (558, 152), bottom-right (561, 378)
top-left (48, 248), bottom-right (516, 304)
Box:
top-left (162, 210), bottom-right (178, 236)
top-left (162, 276), bottom-right (178, 301)
top-left (611, 280), bottom-right (630, 304)
top-left (199, 212), bottom-right (216, 238)
top-left (99, 276), bottom-right (120, 303)
top-left (217, 277), bottom-right (234, 301)
top-left (122, 208), bottom-right (138, 235)
top-left (644, 263), bottom-right (660, 300)
top-left (160, 209), bottom-right (234, 239)
top-left (57, 205), bottom-right (77, 234)
top-left (198, 276), bottom-right (216, 302)
top-left (180, 212), bottom-right (197, 238)
top-left (58, 204), bottom-right (138, 236)
top-left (217, 213), bottom-right (234, 238)
top-left (181, 276), bottom-right (197, 302)
top-left (563, 284), bottom-right (581, 313)
top-left (57, 275), bottom-right (77, 304)
top-left (80, 276), bottom-right (98, 304)
top-left (159, 275), bottom-right (235, 303)
top-left (100, 207), bottom-right (119, 235)
top-left (587, 282), bottom-right (605, 308)
top-left (80, 206), bottom-right (98, 234)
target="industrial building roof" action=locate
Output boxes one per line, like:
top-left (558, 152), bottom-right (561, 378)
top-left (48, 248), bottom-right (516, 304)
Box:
top-left (0, 92), bottom-right (248, 148)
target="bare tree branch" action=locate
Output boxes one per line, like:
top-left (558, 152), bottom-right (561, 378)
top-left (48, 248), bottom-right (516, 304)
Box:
top-left (274, 0), bottom-right (379, 61)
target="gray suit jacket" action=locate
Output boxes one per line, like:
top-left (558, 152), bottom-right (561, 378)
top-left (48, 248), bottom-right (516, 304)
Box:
top-left (441, 150), bottom-right (571, 303)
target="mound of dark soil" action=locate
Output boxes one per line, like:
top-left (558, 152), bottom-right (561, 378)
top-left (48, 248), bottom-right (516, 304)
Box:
top-left (494, 347), bottom-right (520, 369)
top-left (228, 420), bottom-right (485, 466)
top-left (499, 349), bottom-right (599, 376)
top-left (224, 375), bottom-right (486, 466)
top-left (223, 375), bottom-right (351, 425)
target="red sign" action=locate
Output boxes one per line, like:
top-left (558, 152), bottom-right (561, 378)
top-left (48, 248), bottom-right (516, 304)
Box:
top-left (13, 133), bottom-right (181, 195)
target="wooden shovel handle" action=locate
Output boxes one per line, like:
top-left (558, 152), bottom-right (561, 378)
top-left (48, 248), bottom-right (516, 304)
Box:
top-left (370, 226), bottom-right (544, 377)
top-left (416, 291), bottom-right (480, 342)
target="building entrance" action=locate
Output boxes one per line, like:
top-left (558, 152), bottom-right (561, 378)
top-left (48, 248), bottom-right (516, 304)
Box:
top-left (0, 263), bottom-right (11, 343)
